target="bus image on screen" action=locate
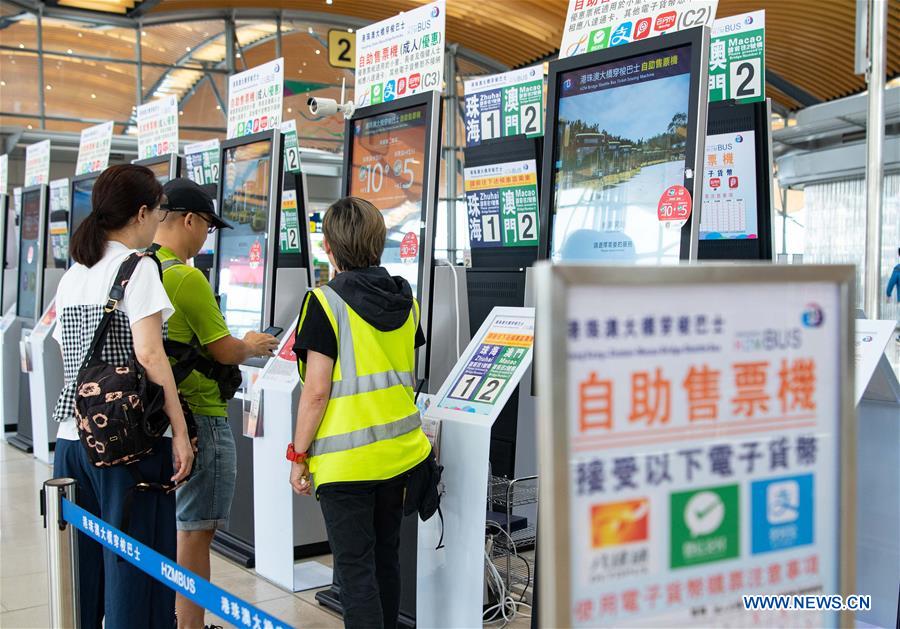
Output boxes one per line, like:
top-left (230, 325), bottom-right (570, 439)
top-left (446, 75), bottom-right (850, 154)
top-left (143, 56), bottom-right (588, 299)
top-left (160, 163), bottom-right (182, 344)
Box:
top-left (17, 189), bottom-right (42, 319)
top-left (349, 103), bottom-right (427, 297)
top-left (551, 45), bottom-right (693, 264)
top-left (216, 140), bottom-right (272, 339)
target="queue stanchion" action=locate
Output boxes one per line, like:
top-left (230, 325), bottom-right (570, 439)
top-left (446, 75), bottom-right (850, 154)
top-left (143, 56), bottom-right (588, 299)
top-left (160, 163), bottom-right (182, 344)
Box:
top-left (42, 478), bottom-right (79, 629)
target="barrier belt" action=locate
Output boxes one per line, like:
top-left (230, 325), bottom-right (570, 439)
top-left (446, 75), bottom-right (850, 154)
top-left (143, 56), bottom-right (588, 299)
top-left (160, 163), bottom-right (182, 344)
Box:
top-left (62, 498), bottom-right (294, 629)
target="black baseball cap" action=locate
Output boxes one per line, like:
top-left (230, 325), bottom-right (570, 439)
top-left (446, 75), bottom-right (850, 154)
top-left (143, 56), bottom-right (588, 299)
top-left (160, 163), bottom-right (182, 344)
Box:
top-left (162, 178), bottom-right (232, 230)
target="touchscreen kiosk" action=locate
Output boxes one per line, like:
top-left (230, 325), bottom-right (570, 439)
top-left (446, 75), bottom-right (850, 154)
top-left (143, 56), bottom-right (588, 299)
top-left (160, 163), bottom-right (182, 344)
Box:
top-left (69, 173), bottom-right (98, 263)
top-left (540, 27), bottom-right (709, 264)
top-left (16, 186), bottom-right (48, 322)
top-left (342, 91), bottom-right (442, 375)
top-left (134, 154), bottom-right (181, 185)
top-left (698, 99), bottom-right (774, 260)
top-left (215, 134), bottom-right (280, 340)
top-left (0, 194), bottom-right (11, 312)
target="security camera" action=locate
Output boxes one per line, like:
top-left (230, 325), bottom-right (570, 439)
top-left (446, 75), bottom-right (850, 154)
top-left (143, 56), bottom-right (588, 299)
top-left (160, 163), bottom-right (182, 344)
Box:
top-left (308, 97), bottom-right (339, 118)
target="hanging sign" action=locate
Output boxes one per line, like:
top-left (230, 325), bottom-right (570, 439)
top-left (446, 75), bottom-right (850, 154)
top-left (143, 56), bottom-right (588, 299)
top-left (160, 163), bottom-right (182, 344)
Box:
top-left (431, 307), bottom-right (534, 422)
top-left (700, 131), bottom-right (758, 239)
top-left (184, 139), bottom-right (220, 186)
top-left (463, 66), bottom-right (544, 147)
top-left (279, 189), bottom-right (300, 255)
top-left (24, 140), bottom-right (51, 187)
top-left (281, 120), bottom-right (301, 174)
top-left (76, 121), bottom-right (114, 176)
top-left (328, 29), bottom-right (356, 69)
top-left (0, 154), bottom-right (8, 194)
top-left (137, 95), bottom-right (179, 160)
top-left (464, 159), bottom-right (539, 248)
top-left (709, 10), bottom-right (765, 104)
top-left (354, 0), bottom-right (445, 107)
top-left (536, 264), bottom-right (855, 628)
top-left (226, 58), bottom-right (284, 140)
top-left (560, 0), bottom-right (718, 59)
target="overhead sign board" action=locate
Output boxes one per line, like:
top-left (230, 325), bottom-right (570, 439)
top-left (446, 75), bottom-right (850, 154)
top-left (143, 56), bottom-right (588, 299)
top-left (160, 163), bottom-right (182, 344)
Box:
top-left (354, 0), bottom-right (445, 107)
top-left (535, 264), bottom-right (855, 628)
top-left (328, 29), bottom-right (356, 69)
top-left (227, 58), bottom-right (284, 140)
top-left (709, 10), bottom-right (765, 104)
top-left (137, 95), bottom-right (179, 159)
top-left (76, 121), bottom-right (114, 176)
top-left (560, 0), bottom-right (718, 58)
top-left (24, 139), bottom-right (51, 187)
top-left (463, 66), bottom-right (544, 147)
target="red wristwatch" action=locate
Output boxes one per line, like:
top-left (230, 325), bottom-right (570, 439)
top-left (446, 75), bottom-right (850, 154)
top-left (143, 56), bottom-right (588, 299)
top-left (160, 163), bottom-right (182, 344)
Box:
top-left (286, 443), bottom-right (308, 463)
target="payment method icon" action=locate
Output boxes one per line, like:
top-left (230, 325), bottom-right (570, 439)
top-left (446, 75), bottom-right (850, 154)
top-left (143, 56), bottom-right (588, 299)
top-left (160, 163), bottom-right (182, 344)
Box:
top-left (591, 498), bottom-right (649, 548)
top-left (634, 17), bottom-right (652, 40)
top-left (610, 21), bottom-right (633, 46)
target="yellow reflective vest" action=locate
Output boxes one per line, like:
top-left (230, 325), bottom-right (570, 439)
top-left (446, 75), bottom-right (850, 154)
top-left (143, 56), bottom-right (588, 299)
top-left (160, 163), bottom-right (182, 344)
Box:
top-left (298, 285), bottom-right (431, 488)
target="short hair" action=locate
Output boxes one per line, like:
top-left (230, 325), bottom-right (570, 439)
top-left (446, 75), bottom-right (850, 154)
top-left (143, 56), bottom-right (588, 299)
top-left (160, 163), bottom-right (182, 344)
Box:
top-left (322, 197), bottom-right (386, 271)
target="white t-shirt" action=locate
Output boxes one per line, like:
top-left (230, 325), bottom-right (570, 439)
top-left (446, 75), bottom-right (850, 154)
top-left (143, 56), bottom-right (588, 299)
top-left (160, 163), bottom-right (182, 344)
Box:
top-left (53, 240), bottom-right (174, 441)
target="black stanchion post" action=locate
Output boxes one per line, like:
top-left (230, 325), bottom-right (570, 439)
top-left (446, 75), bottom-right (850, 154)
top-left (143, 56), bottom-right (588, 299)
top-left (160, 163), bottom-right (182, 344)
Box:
top-left (43, 478), bottom-right (79, 628)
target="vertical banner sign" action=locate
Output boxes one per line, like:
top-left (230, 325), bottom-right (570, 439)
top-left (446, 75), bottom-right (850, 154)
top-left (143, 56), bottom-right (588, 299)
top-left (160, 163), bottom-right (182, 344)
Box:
top-left (463, 66), bottom-right (544, 147)
top-left (24, 140), bottom-right (51, 187)
top-left (76, 121), bottom-right (114, 176)
top-left (354, 0), bottom-right (445, 107)
top-left (537, 265), bottom-right (853, 628)
top-left (279, 188), bottom-right (300, 254)
top-left (709, 10), bottom-right (765, 104)
top-left (0, 154), bottom-right (8, 194)
top-left (700, 131), bottom-right (758, 240)
top-left (184, 139), bottom-right (220, 186)
top-left (49, 178), bottom-right (70, 268)
top-left (280, 120), bottom-right (301, 174)
top-left (226, 58), bottom-right (284, 140)
top-left (464, 160), bottom-right (539, 248)
top-left (137, 95), bottom-right (179, 159)
top-left (560, 0), bottom-right (718, 58)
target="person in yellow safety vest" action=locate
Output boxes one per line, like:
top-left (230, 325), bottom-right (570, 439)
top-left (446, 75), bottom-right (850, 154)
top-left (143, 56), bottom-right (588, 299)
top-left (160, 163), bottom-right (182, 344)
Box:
top-left (288, 196), bottom-right (433, 628)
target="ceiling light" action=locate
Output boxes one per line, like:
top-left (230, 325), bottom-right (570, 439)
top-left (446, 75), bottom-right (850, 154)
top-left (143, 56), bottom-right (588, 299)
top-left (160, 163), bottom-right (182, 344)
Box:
top-left (179, 110), bottom-right (184, 115)
top-left (91, 93), bottom-right (96, 98)
top-left (185, 46), bottom-right (191, 52)
top-left (77, 32), bottom-right (83, 37)
top-left (347, 28), bottom-right (353, 33)
top-left (142, 31), bottom-right (147, 36)
top-left (18, 43), bottom-right (24, 49)
top-left (302, 62), bottom-right (307, 66)
top-left (307, 27), bottom-right (314, 34)
top-left (45, 84), bottom-right (52, 90)
top-left (235, 52), bottom-right (241, 58)
top-left (326, 0), bottom-right (333, 4)
top-left (287, 107), bottom-right (292, 113)
top-left (67, 48), bottom-right (73, 54)
top-left (27, 124), bottom-right (33, 129)
top-left (315, 50), bottom-right (320, 55)
top-left (0, 81), bottom-right (4, 87)
top-left (216, 105), bottom-right (221, 110)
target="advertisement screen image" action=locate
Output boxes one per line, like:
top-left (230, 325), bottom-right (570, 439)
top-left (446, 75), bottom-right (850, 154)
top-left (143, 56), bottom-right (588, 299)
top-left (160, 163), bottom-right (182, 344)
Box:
top-left (552, 45), bottom-right (692, 264)
top-left (349, 103), bottom-right (427, 296)
top-left (218, 141), bottom-right (272, 339)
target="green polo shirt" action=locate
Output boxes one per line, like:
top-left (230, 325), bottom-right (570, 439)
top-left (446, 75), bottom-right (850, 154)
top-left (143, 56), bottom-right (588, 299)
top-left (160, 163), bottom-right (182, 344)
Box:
top-left (157, 245), bottom-right (231, 417)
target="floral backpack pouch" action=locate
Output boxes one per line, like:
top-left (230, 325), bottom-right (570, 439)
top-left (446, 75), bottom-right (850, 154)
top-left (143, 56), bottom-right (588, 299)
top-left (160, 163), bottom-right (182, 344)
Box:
top-left (74, 252), bottom-right (169, 467)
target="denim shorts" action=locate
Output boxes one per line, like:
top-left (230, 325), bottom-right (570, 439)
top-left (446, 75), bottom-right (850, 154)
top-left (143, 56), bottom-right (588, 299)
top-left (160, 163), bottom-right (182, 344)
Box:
top-left (176, 414), bottom-right (237, 531)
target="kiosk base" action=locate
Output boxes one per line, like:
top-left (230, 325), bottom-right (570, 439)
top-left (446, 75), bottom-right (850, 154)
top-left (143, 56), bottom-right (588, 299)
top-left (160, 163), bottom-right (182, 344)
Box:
top-left (212, 530), bottom-right (255, 568)
top-left (6, 433), bottom-right (34, 453)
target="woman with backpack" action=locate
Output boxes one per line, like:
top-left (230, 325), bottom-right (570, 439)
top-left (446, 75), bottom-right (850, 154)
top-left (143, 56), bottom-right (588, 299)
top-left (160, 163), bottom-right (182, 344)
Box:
top-left (51, 164), bottom-right (194, 629)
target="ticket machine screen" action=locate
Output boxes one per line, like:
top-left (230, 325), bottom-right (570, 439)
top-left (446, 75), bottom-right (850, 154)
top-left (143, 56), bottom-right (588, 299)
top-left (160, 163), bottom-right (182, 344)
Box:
top-left (17, 189), bottom-right (42, 319)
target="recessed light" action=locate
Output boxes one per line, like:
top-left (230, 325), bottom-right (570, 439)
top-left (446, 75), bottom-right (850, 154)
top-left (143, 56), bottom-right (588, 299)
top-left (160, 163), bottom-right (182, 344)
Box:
top-left (216, 105), bottom-right (221, 110)
top-left (179, 110), bottom-right (184, 115)
top-left (347, 28), bottom-right (353, 33)
top-left (326, 0), bottom-right (333, 4)
top-left (27, 124), bottom-right (33, 129)
top-left (302, 62), bottom-right (307, 66)
top-left (142, 31), bottom-right (147, 36)
top-left (308, 27), bottom-right (314, 34)
top-left (315, 50), bottom-right (320, 55)
top-left (45, 84), bottom-right (52, 90)
top-left (77, 32), bottom-right (82, 38)
top-left (67, 48), bottom-right (73, 54)
top-left (18, 43), bottom-right (24, 49)
top-left (91, 93), bottom-right (96, 98)
top-left (185, 46), bottom-right (191, 52)
top-left (236, 53), bottom-right (241, 58)
top-left (287, 107), bottom-right (292, 113)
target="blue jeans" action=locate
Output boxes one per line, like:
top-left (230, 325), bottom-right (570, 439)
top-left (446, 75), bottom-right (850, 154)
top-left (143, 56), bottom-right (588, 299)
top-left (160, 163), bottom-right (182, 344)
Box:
top-left (175, 414), bottom-right (236, 531)
top-left (53, 437), bottom-right (176, 629)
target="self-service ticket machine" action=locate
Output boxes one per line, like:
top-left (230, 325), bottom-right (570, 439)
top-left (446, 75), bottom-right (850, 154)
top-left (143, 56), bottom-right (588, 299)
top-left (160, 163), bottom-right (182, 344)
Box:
top-left (1, 193), bottom-right (12, 313)
top-left (24, 180), bottom-right (71, 463)
top-left (5, 184), bottom-right (64, 453)
top-left (210, 130), bottom-right (324, 566)
top-left (134, 153), bottom-right (182, 185)
top-left (69, 173), bottom-right (99, 246)
top-left (314, 89), bottom-right (449, 626)
top-left (1, 190), bottom-right (19, 434)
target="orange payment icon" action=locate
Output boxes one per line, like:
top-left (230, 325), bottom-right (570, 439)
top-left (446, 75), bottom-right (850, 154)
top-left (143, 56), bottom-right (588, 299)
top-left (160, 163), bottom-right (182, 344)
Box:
top-left (591, 499), bottom-right (649, 548)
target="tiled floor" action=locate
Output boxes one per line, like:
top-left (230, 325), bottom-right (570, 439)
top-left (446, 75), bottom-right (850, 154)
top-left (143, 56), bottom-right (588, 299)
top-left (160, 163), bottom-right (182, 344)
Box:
top-left (0, 440), bottom-right (532, 629)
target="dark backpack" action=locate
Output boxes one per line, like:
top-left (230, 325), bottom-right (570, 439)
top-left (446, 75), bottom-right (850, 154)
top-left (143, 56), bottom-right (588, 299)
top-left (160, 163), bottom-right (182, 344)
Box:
top-left (74, 252), bottom-right (170, 467)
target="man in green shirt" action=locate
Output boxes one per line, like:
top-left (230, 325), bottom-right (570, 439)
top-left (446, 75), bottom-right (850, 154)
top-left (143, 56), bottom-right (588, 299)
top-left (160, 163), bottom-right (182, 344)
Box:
top-left (155, 178), bottom-right (278, 629)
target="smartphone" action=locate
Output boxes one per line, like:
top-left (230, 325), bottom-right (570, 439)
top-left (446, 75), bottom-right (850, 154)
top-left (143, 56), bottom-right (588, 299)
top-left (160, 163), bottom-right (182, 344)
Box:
top-left (263, 325), bottom-right (284, 338)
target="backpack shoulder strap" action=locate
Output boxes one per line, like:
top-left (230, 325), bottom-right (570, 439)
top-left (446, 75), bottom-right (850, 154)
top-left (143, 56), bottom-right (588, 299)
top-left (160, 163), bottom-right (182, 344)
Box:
top-left (160, 258), bottom-right (183, 272)
top-left (80, 251), bottom-right (155, 370)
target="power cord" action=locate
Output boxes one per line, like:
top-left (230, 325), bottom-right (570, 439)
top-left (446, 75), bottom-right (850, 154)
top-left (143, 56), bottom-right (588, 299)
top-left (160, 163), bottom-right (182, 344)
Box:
top-left (435, 259), bottom-right (463, 359)
top-left (483, 521), bottom-right (533, 627)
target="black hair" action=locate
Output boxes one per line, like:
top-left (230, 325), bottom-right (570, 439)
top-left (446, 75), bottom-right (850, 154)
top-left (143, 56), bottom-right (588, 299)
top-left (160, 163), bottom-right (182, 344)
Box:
top-left (69, 164), bottom-right (163, 267)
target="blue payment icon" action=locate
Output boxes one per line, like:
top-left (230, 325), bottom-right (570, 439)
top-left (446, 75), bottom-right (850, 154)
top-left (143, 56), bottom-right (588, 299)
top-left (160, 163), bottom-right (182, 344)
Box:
top-left (751, 474), bottom-right (814, 554)
top-left (610, 21), bottom-right (633, 46)
top-left (384, 79), bottom-right (396, 102)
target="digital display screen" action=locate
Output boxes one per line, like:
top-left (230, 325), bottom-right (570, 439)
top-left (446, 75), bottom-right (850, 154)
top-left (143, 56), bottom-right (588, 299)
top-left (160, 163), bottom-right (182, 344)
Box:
top-left (70, 177), bottom-right (96, 246)
top-left (17, 189), bottom-right (42, 319)
top-left (216, 140), bottom-right (272, 339)
top-left (148, 160), bottom-right (171, 185)
top-left (48, 182), bottom-right (69, 269)
top-left (700, 131), bottom-right (758, 240)
top-left (349, 103), bottom-right (427, 297)
top-left (550, 45), bottom-right (692, 264)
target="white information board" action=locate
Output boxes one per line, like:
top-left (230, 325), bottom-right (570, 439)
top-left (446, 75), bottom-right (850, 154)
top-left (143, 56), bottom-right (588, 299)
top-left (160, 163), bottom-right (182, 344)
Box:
top-left (354, 0), bottom-right (445, 107)
top-left (137, 95), bottom-right (179, 160)
top-left (227, 58), bottom-right (284, 140)
top-left (24, 140), bottom-right (51, 187)
top-left (76, 121), bottom-right (114, 176)
top-left (700, 131), bottom-right (758, 240)
top-left (560, 0), bottom-right (718, 59)
top-left (535, 264), bottom-right (855, 628)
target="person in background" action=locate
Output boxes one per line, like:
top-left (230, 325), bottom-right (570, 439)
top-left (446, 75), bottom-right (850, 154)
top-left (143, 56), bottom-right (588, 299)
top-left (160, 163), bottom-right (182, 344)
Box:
top-left (153, 177), bottom-right (278, 629)
top-left (288, 196), bottom-right (432, 629)
top-left (52, 164), bottom-right (193, 629)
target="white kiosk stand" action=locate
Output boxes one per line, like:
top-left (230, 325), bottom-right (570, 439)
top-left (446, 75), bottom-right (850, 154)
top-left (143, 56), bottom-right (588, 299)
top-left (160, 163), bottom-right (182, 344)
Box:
top-left (853, 318), bottom-right (899, 629)
top-left (0, 308), bottom-right (22, 432)
top-left (252, 315), bottom-right (332, 592)
top-left (416, 306), bottom-right (535, 628)
top-left (24, 301), bottom-right (63, 463)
